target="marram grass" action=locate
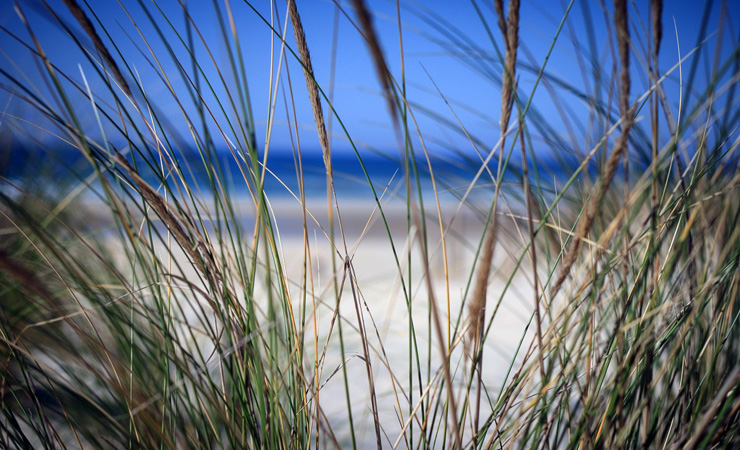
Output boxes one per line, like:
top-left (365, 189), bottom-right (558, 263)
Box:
top-left (1, 0), bottom-right (738, 448)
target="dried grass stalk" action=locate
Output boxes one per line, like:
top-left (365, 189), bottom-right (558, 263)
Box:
top-left (468, 0), bottom-right (520, 347)
top-left (552, 0), bottom-right (634, 297)
top-left (651, 0), bottom-right (663, 59)
top-left (286, 0), bottom-right (332, 180)
top-left (500, 0), bottom-right (520, 135)
top-left (350, 0), bottom-right (398, 123)
top-left (113, 153), bottom-right (219, 287)
top-left (61, 0), bottom-right (131, 97)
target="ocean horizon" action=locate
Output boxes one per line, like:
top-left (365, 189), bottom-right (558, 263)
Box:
top-left (2, 141), bottom-right (665, 205)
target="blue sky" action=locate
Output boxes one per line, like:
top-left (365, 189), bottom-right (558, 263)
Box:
top-left (1, 0), bottom-right (738, 162)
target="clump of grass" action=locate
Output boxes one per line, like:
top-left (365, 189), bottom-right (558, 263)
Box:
top-left (1, 0), bottom-right (738, 448)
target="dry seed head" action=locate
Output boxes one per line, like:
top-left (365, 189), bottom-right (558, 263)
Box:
top-left (469, 0), bottom-right (520, 346)
top-left (651, 0), bottom-right (663, 58)
top-left (287, 0), bottom-right (332, 180)
top-left (615, 0), bottom-right (631, 115)
top-left (61, 0), bottom-right (131, 97)
top-left (551, 0), bottom-right (634, 297)
top-left (351, 0), bottom-right (398, 123)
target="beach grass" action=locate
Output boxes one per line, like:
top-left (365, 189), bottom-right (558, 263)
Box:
top-left (1, 0), bottom-right (738, 448)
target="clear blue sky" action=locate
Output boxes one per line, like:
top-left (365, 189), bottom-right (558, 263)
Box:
top-left (1, 0), bottom-right (737, 161)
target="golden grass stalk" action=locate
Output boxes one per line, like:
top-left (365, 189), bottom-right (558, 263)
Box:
top-left (468, 0), bottom-right (521, 349)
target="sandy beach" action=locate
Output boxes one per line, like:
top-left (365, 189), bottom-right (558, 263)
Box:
top-left (86, 185), bottom-right (539, 447)
top-left (111, 189), bottom-right (539, 447)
